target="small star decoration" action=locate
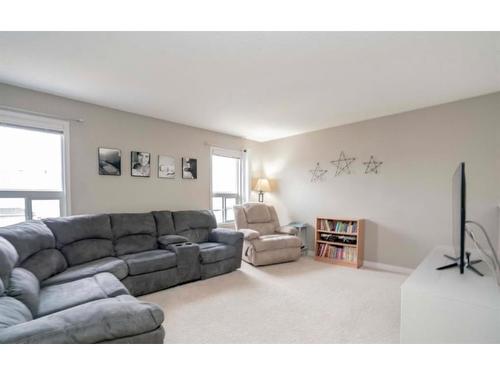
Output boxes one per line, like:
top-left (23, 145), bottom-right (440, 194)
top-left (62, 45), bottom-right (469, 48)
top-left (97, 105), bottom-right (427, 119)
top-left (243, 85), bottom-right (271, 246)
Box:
top-left (330, 151), bottom-right (356, 176)
top-left (309, 162), bottom-right (328, 182)
top-left (363, 155), bottom-right (383, 174)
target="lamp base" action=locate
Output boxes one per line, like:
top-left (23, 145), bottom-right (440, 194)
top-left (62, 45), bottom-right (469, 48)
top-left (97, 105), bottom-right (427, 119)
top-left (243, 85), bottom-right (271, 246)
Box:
top-left (258, 191), bottom-right (264, 202)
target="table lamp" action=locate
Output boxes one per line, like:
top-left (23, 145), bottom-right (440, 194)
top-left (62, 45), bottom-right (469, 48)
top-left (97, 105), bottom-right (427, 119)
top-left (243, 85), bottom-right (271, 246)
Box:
top-left (254, 178), bottom-right (271, 202)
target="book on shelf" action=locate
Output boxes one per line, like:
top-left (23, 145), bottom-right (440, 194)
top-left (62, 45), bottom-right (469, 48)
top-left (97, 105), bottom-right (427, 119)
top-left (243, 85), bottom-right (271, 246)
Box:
top-left (316, 243), bottom-right (358, 262)
top-left (318, 219), bottom-right (357, 234)
top-left (319, 233), bottom-right (357, 245)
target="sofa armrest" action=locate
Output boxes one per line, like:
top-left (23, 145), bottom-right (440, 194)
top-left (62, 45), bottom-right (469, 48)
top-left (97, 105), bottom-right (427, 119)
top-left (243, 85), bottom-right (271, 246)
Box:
top-left (208, 228), bottom-right (244, 245)
top-left (0, 295), bottom-right (164, 344)
top-left (237, 228), bottom-right (260, 241)
top-left (276, 226), bottom-right (298, 235)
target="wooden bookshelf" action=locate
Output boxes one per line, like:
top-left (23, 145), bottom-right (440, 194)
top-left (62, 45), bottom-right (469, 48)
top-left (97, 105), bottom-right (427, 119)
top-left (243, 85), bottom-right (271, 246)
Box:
top-left (314, 217), bottom-right (364, 268)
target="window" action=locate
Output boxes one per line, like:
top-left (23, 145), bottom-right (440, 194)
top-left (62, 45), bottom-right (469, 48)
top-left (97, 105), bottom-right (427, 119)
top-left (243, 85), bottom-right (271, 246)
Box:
top-left (0, 110), bottom-right (70, 226)
top-left (210, 147), bottom-right (247, 224)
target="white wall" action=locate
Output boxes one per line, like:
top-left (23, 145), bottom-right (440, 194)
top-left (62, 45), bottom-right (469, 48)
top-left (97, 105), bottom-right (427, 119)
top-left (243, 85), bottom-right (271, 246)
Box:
top-left (252, 93), bottom-right (500, 268)
top-left (0, 83), bottom-right (257, 214)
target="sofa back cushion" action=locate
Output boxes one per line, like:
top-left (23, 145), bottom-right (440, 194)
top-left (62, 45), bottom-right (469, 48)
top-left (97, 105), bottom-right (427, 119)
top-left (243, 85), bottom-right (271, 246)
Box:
top-left (0, 237), bottom-right (19, 289)
top-left (43, 215), bottom-right (114, 266)
top-left (152, 211), bottom-right (176, 236)
top-left (243, 203), bottom-right (272, 224)
top-left (0, 296), bottom-right (32, 329)
top-left (111, 213), bottom-right (157, 256)
top-left (20, 249), bottom-right (68, 282)
top-left (173, 210), bottom-right (217, 243)
top-left (235, 203), bottom-right (280, 236)
top-left (0, 221), bottom-right (55, 264)
top-left (6, 268), bottom-right (40, 316)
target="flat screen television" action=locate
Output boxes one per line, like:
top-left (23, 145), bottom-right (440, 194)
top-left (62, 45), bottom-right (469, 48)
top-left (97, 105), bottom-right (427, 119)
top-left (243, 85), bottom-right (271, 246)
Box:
top-left (452, 162), bottom-right (466, 274)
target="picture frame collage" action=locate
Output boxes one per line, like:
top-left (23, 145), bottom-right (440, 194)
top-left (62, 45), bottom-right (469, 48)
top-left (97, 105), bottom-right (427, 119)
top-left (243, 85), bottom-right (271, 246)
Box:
top-left (98, 147), bottom-right (197, 179)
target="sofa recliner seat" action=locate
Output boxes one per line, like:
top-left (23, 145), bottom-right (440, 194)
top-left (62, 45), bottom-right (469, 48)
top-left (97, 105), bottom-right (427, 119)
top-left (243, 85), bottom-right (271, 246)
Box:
top-left (41, 257), bottom-right (128, 287)
top-left (0, 208), bottom-right (243, 343)
top-left (234, 203), bottom-right (302, 266)
top-left (38, 272), bottom-right (129, 317)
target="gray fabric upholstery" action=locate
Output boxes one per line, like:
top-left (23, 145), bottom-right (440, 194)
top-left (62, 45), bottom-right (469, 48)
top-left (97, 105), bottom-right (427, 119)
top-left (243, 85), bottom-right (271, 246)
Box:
top-left (111, 213), bottom-right (158, 256)
top-left (200, 257), bottom-right (238, 279)
top-left (44, 215), bottom-right (114, 266)
top-left (38, 273), bottom-right (129, 317)
top-left (152, 210), bottom-right (175, 236)
top-left (6, 268), bottom-right (40, 316)
top-left (20, 249), bottom-right (68, 281)
top-left (0, 295), bottom-right (164, 344)
top-left (61, 239), bottom-right (114, 267)
top-left (41, 257), bottom-right (128, 287)
top-left (99, 326), bottom-right (165, 344)
top-left (199, 242), bottom-right (237, 264)
top-left (0, 278), bottom-right (4, 296)
top-left (208, 228), bottom-right (244, 246)
top-left (0, 237), bottom-right (18, 288)
top-left (0, 296), bottom-right (32, 329)
top-left (121, 268), bottom-right (178, 296)
top-left (158, 234), bottom-right (189, 247)
top-left (0, 221), bottom-right (55, 263)
top-left (167, 242), bottom-right (200, 283)
top-left (173, 210), bottom-right (217, 243)
top-left (119, 250), bottom-right (177, 276)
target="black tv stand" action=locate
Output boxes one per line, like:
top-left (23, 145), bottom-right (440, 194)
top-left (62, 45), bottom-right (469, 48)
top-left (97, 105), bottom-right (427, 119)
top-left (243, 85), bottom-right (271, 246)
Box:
top-left (436, 252), bottom-right (483, 276)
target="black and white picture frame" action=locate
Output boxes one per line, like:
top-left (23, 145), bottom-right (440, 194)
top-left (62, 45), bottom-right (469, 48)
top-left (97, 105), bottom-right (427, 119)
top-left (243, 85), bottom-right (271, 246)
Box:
top-left (182, 157), bottom-right (197, 179)
top-left (131, 151), bottom-right (151, 177)
top-left (98, 147), bottom-right (121, 176)
top-left (158, 155), bottom-right (176, 179)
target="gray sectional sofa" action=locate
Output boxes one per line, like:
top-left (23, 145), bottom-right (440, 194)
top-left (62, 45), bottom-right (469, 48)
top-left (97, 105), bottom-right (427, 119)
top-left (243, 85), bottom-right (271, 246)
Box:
top-left (0, 210), bottom-right (243, 344)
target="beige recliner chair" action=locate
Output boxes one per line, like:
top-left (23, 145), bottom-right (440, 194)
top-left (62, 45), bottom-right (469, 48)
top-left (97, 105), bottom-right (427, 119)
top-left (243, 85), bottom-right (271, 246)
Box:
top-left (234, 203), bottom-right (302, 266)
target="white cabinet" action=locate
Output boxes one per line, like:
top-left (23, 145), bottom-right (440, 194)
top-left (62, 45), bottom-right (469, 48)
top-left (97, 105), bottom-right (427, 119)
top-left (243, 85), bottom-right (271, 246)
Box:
top-left (400, 246), bottom-right (500, 343)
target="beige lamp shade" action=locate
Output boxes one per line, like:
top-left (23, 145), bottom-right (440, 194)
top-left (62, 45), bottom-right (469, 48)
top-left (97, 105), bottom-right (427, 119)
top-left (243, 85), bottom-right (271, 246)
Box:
top-left (254, 178), bottom-right (271, 192)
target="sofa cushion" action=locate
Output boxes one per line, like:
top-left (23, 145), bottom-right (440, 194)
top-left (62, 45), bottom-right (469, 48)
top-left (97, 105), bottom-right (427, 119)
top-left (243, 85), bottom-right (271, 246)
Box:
top-left (0, 296), bottom-right (32, 329)
top-left (152, 210), bottom-right (176, 236)
top-left (44, 215), bottom-right (114, 266)
top-left (0, 237), bottom-right (18, 288)
top-left (173, 210), bottom-right (217, 243)
top-left (38, 273), bottom-right (129, 317)
top-left (0, 295), bottom-right (164, 344)
top-left (0, 221), bottom-right (55, 263)
top-left (20, 249), bottom-right (68, 281)
top-left (119, 250), bottom-right (177, 276)
top-left (41, 257), bottom-right (128, 287)
top-left (111, 213), bottom-right (158, 256)
top-left (0, 278), bottom-right (4, 296)
top-left (158, 234), bottom-right (189, 248)
top-left (242, 203), bottom-right (272, 224)
top-left (252, 234), bottom-right (302, 252)
top-left (199, 242), bottom-right (235, 264)
top-left (6, 268), bottom-right (40, 316)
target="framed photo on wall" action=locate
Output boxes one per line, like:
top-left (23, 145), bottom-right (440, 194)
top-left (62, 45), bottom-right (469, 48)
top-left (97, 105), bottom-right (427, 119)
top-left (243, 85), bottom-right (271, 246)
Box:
top-left (158, 155), bottom-right (176, 179)
top-left (131, 151), bottom-right (151, 177)
top-left (182, 157), bottom-right (197, 179)
top-left (98, 147), bottom-right (121, 176)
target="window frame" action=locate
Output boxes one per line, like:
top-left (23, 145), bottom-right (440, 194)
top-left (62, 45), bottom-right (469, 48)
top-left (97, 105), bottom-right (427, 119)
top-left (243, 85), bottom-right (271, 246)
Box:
top-left (0, 109), bottom-right (71, 222)
top-left (209, 146), bottom-right (247, 225)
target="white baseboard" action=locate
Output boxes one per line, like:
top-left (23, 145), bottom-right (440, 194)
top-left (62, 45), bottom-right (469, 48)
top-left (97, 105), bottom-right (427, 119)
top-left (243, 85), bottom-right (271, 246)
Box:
top-left (306, 250), bottom-right (413, 275)
top-left (362, 261), bottom-right (414, 275)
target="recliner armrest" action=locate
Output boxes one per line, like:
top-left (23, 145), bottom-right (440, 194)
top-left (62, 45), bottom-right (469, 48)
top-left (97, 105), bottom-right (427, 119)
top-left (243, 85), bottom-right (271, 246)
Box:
top-left (208, 228), bottom-right (244, 245)
top-left (158, 234), bottom-right (189, 249)
top-left (237, 229), bottom-right (260, 241)
top-left (276, 226), bottom-right (298, 235)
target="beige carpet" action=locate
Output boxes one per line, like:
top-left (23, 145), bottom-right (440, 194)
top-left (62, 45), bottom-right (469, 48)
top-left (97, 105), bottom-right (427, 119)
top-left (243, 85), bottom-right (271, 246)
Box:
top-left (140, 256), bottom-right (407, 343)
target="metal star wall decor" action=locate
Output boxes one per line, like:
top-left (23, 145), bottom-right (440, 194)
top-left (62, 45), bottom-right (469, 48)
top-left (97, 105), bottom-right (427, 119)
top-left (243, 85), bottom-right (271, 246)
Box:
top-left (363, 155), bottom-right (383, 174)
top-left (330, 151), bottom-right (356, 176)
top-left (309, 162), bottom-right (328, 182)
